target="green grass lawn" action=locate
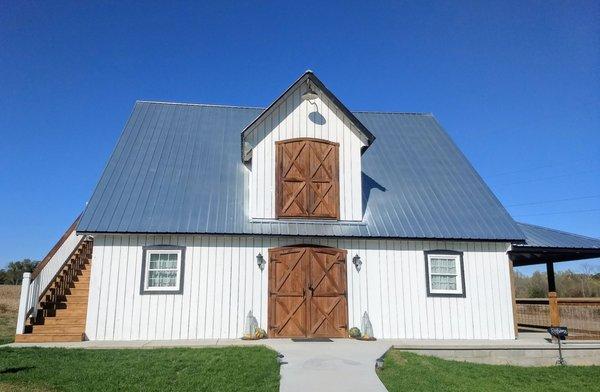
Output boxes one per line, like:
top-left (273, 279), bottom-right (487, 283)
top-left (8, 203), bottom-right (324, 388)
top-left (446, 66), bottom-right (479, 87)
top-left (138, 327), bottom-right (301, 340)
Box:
top-left (378, 350), bottom-right (600, 392)
top-left (0, 346), bottom-right (280, 392)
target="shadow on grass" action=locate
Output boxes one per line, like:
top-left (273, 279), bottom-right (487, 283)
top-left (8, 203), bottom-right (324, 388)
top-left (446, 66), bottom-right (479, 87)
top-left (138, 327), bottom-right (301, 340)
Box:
top-left (1, 366), bottom-right (34, 374)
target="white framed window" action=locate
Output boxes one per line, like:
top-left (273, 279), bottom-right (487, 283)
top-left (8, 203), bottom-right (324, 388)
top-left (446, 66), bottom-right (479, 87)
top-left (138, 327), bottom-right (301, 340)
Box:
top-left (141, 246), bottom-right (185, 294)
top-left (424, 250), bottom-right (465, 297)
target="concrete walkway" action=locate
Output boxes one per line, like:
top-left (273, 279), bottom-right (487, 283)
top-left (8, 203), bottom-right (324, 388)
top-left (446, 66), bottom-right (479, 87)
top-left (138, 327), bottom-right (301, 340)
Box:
top-left (267, 339), bottom-right (389, 392)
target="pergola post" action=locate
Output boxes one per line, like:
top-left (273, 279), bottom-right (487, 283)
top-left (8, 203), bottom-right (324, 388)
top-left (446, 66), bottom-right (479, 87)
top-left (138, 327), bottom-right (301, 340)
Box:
top-left (546, 261), bottom-right (560, 327)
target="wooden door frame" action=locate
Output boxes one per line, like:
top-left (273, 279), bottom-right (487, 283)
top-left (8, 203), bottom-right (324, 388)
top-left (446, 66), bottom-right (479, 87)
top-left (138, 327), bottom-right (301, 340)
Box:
top-left (268, 244), bottom-right (348, 338)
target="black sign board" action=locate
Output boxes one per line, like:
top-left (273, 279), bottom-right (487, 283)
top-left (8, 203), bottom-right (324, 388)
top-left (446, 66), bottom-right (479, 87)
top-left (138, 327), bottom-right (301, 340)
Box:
top-left (548, 326), bottom-right (568, 340)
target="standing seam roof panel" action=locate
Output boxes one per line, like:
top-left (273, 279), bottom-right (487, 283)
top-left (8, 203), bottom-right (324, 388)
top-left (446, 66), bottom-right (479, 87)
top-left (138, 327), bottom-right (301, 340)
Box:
top-left (78, 102), bottom-right (525, 240)
top-left (515, 222), bottom-right (600, 249)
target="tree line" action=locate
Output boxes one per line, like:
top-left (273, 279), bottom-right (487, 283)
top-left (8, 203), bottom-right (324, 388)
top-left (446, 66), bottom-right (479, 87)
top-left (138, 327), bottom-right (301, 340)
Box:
top-left (0, 259), bottom-right (39, 285)
top-left (514, 268), bottom-right (600, 298)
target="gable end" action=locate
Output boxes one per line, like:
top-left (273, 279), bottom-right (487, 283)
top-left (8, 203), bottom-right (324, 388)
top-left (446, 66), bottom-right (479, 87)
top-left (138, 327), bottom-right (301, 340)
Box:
top-left (241, 70), bottom-right (375, 162)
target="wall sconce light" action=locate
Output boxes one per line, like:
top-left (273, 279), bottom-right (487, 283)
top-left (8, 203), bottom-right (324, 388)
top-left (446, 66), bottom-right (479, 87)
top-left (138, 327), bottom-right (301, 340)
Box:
top-left (256, 253), bottom-right (266, 271)
top-left (352, 254), bottom-right (362, 272)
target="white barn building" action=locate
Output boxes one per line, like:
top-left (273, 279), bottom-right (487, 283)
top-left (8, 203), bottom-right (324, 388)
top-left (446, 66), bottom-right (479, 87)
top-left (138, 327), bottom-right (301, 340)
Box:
top-left (16, 71), bottom-right (600, 342)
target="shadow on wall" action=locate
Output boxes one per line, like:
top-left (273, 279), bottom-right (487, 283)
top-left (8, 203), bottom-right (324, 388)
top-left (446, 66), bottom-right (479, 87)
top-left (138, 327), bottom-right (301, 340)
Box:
top-left (362, 172), bottom-right (386, 217)
top-left (308, 110), bottom-right (326, 125)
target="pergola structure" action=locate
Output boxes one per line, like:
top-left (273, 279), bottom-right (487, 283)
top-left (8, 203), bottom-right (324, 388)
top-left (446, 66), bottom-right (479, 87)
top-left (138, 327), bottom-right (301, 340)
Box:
top-left (508, 222), bottom-right (600, 328)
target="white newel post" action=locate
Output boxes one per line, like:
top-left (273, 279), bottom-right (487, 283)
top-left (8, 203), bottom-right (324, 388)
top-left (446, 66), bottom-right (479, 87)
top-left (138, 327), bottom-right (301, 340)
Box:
top-left (16, 272), bottom-right (31, 334)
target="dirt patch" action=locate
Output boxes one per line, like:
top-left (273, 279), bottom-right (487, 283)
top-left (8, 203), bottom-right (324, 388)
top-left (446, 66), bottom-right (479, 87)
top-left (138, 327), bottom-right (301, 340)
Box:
top-left (0, 382), bottom-right (53, 392)
top-left (0, 285), bottom-right (20, 314)
top-left (0, 285), bottom-right (20, 345)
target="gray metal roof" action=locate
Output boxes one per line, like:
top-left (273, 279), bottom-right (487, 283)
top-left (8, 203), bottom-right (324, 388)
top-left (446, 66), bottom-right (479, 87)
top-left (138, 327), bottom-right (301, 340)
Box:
top-left (78, 101), bottom-right (524, 240)
top-left (515, 222), bottom-right (600, 249)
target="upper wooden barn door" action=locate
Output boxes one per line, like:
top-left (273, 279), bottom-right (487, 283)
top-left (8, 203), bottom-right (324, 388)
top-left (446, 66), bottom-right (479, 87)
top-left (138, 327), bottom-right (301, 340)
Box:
top-left (275, 138), bottom-right (340, 219)
top-left (269, 246), bottom-right (347, 338)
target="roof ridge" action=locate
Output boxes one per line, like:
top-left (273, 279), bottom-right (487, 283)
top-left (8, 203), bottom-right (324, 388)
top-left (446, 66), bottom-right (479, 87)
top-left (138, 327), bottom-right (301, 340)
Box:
top-left (137, 100), bottom-right (432, 116)
top-left (136, 100), bottom-right (264, 110)
top-left (353, 110), bottom-right (433, 116)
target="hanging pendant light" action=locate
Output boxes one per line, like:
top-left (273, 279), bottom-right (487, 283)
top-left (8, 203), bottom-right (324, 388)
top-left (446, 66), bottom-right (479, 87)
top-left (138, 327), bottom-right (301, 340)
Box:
top-left (301, 79), bottom-right (318, 101)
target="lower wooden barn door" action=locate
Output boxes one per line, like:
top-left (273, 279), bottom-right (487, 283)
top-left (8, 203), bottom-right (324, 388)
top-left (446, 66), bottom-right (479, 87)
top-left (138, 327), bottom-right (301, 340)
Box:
top-left (307, 247), bottom-right (348, 337)
top-left (268, 246), bottom-right (347, 338)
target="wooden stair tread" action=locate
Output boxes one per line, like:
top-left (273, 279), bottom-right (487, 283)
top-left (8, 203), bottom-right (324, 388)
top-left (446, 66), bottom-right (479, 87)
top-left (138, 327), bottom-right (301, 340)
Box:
top-left (53, 304), bottom-right (88, 310)
top-left (15, 333), bottom-right (84, 343)
top-left (18, 236), bottom-right (92, 343)
top-left (46, 294), bottom-right (89, 301)
top-left (30, 325), bottom-right (85, 334)
top-left (49, 310), bottom-right (88, 317)
top-left (62, 290), bottom-right (90, 296)
top-left (63, 297), bottom-right (89, 304)
top-left (42, 302), bottom-right (88, 309)
top-left (43, 319), bottom-right (86, 326)
top-left (38, 317), bottom-right (86, 324)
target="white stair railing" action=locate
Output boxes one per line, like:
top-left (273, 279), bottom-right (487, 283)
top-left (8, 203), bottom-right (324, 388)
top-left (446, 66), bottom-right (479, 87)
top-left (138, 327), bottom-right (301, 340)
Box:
top-left (15, 218), bottom-right (85, 334)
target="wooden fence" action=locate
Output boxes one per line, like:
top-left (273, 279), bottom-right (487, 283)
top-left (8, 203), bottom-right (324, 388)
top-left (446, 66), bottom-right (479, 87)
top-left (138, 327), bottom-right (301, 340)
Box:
top-left (516, 298), bottom-right (600, 339)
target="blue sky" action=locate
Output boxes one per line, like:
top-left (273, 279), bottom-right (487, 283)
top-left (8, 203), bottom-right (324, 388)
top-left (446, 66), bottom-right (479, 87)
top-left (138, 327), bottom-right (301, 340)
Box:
top-left (0, 1), bottom-right (598, 275)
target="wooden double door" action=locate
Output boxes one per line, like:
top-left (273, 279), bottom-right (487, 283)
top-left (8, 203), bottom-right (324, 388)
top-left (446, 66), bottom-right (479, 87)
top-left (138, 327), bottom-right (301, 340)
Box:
top-left (268, 246), bottom-right (348, 338)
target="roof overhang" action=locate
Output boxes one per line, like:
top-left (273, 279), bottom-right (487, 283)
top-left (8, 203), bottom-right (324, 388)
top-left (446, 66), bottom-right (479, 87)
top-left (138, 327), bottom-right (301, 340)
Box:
top-left (241, 70), bottom-right (376, 162)
top-left (509, 246), bottom-right (600, 266)
top-left (509, 222), bottom-right (600, 266)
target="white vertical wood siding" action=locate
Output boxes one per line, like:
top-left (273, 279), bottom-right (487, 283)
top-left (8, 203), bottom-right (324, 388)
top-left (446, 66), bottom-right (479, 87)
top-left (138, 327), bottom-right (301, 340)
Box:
top-left (86, 234), bottom-right (515, 340)
top-left (245, 83), bottom-right (366, 221)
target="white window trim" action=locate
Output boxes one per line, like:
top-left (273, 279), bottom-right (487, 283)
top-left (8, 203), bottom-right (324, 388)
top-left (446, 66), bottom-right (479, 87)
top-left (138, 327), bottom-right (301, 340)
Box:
top-left (425, 252), bottom-right (465, 297)
top-left (141, 247), bottom-right (185, 294)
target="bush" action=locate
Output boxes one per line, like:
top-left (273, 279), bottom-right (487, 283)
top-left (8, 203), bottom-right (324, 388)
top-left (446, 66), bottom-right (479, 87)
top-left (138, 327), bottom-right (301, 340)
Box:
top-left (349, 327), bottom-right (361, 338)
top-left (254, 328), bottom-right (267, 339)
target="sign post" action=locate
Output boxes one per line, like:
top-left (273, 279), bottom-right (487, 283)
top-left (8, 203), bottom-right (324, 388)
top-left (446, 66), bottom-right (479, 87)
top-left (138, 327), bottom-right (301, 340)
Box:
top-left (547, 326), bottom-right (568, 366)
